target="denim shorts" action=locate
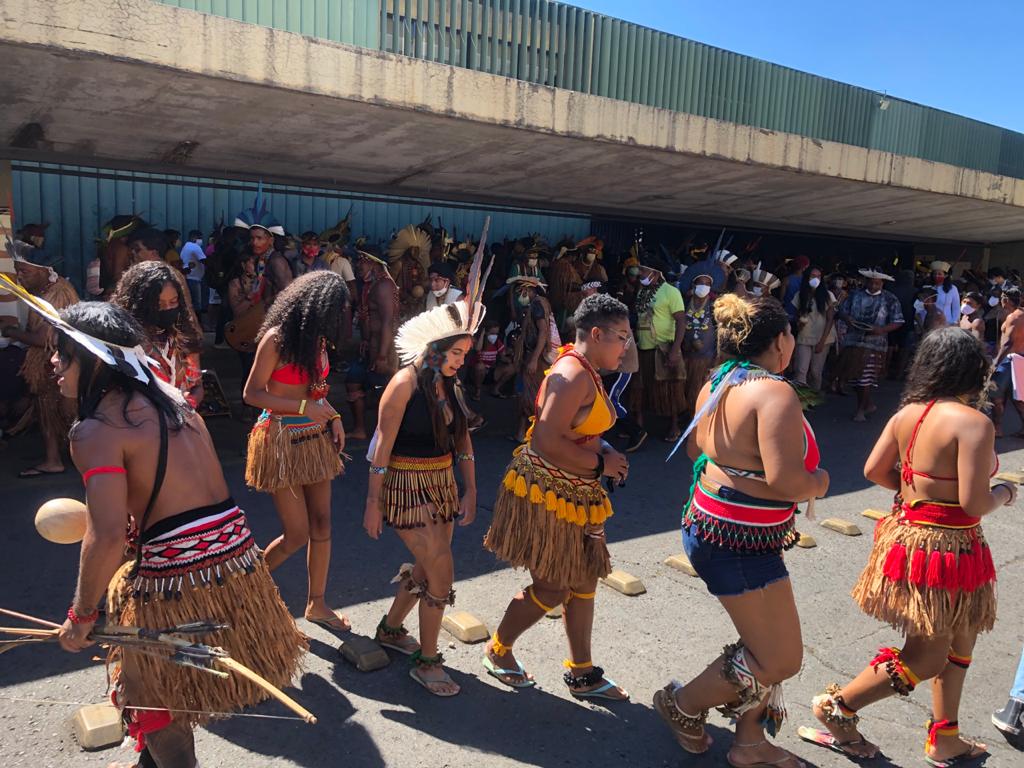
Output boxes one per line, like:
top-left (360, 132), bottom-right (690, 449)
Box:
top-left (682, 486), bottom-right (790, 597)
top-left (993, 359), bottom-right (1014, 402)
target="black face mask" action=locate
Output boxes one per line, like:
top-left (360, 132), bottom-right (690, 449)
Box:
top-left (155, 306), bottom-right (180, 331)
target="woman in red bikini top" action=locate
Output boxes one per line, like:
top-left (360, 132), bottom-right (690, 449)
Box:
top-left (800, 327), bottom-right (1017, 765)
top-left (243, 272), bottom-right (353, 633)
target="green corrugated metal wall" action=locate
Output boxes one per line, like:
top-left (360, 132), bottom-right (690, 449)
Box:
top-left (12, 163), bottom-right (589, 291)
top-left (155, 0), bottom-right (1024, 179)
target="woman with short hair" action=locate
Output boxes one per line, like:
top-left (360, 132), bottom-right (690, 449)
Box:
top-left (800, 327), bottom-right (1015, 763)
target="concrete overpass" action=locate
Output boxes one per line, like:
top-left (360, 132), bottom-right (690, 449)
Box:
top-left (2, 0), bottom-right (1023, 246)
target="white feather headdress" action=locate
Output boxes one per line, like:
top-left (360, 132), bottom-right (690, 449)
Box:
top-left (752, 263), bottom-right (781, 291)
top-left (713, 249), bottom-right (738, 267)
top-left (0, 273), bottom-right (183, 402)
top-left (394, 218), bottom-right (493, 366)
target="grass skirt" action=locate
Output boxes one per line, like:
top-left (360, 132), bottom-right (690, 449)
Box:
top-left (834, 346), bottom-right (885, 388)
top-left (484, 444), bottom-right (613, 586)
top-left (381, 454), bottom-right (459, 529)
top-left (852, 509), bottom-right (996, 636)
top-left (245, 410), bottom-right (343, 492)
top-left (684, 356), bottom-right (714, 414)
top-left (107, 504), bottom-right (306, 726)
top-left (633, 348), bottom-right (687, 416)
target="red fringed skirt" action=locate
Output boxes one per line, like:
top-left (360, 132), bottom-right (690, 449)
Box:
top-left (851, 500), bottom-right (996, 636)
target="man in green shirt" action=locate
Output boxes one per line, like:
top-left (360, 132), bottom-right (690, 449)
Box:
top-left (630, 252), bottom-right (688, 441)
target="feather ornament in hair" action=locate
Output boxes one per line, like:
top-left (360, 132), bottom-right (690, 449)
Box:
top-left (387, 225), bottom-right (432, 271)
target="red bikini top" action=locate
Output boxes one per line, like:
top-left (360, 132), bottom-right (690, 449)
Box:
top-left (270, 352), bottom-right (329, 386)
top-left (901, 399), bottom-right (998, 487)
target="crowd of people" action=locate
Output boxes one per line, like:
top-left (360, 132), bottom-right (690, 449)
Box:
top-left (1, 202), bottom-right (1023, 768)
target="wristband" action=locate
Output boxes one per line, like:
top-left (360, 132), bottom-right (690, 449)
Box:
top-left (998, 483), bottom-right (1014, 506)
top-left (456, 452), bottom-right (474, 462)
top-left (328, 413), bottom-right (342, 423)
top-left (593, 452), bottom-right (605, 478)
top-left (369, 466), bottom-right (388, 475)
top-left (298, 399), bottom-right (307, 415)
top-left (68, 604), bottom-right (99, 625)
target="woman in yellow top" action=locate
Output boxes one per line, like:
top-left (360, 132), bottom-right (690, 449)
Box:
top-left (483, 294), bottom-right (631, 699)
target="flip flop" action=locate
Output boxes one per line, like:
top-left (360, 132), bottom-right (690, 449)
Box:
top-left (17, 466), bottom-right (66, 479)
top-left (409, 666), bottom-right (460, 697)
top-left (481, 655), bottom-right (535, 688)
top-left (304, 611), bottom-right (351, 633)
top-left (797, 726), bottom-right (878, 759)
top-left (569, 677), bottom-right (629, 701)
top-left (923, 741), bottom-right (988, 768)
top-left (376, 632), bottom-right (420, 656)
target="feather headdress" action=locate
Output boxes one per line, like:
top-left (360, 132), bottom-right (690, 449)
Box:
top-left (713, 249), bottom-right (738, 267)
top-left (752, 263), bottom-right (781, 292)
top-left (235, 183), bottom-right (285, 236)
top-left (0, 273), bottom-right (173, 393)
top-left (394, 218), bottom-right (492, 366)
top-left (387, 225), bottom-right (432, 271)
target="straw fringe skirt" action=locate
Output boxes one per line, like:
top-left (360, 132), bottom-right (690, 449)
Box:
top-left (852, 513), bottom-right (997, 637)
top-left (634, 348), bottom-right (687, 416)
top-left (484, 445), bottom-right (613, 586)
top-left (106, 512), bottom-right (306, 726)
top-left (381, 454), bottom-right (459, 529)
top-left (245, 411), bottom-right (343, 492)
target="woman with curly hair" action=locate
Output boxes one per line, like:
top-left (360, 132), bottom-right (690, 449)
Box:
top-left (799, 327), bottom-right (1015, 764)
top-left (112, 260), bottom-right (205, 408)
top-left (654, 294), bottom-right (828, 768)
top-left (243, 271), bottom-right (351, 632)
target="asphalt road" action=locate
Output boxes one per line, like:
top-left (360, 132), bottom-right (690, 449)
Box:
top-left (2, 360), bottom-right (1023, 768)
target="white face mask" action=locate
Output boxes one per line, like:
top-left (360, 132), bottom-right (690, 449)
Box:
top-left (694, 284), bottom-right (711, 298)
top-left (913, 300), bottom-right (925, 312)
top-left (639, 275), bottom-right (654, 287)
top-left (989, 295), bottom-right (1000, 307)
top-left (486, 334), bottom-right (498, 344)
top-left (751, 286), bottom-right (763, 296)
top-left (527, 258), bottom-right (538, 267)
top-left (866, 289), bottom-right (881, 297)
top-left (960, 303), bottom-right (976, 316)
top-left (432, 288), bottom-right (448, 298)
top-left (808, 277), bottom-right (821, 289)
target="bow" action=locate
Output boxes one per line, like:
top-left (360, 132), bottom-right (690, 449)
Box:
top-left (0, 608), bottom-right (316, 724)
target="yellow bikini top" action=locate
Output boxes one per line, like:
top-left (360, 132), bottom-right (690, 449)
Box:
top-left (527, 346), bottom-right (616, 442)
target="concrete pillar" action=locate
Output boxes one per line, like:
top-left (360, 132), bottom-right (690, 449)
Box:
top-left (980, 246), bottom-right (991, 272)
top-left (0, 159), bottom-right (19, 326)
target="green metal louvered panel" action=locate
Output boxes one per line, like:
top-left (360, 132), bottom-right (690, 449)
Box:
top-left (153, 0), bottom-right (381, 48)
top-left (11, 162), bottom-right (590, 291)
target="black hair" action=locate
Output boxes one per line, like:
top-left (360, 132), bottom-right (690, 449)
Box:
top-left (416, 330), bottom-right (471, 450)
top-left (574, 293), bottom-right (628, 338)
top-left (797, 266), bottom-right (829, 315)
top-left (128, 227), bottom-right (169, 254)
top-left (56, 303), bottom-right (191, 434)
top-left (935, 272), bottom-right (953, 293)
top-left (988, 267), bottom-right (1005, 279)
top-left (900, 327), bottom-right (990, 406)
top-left (1003, 286), bottom-right (1021, 307)
top-left (257, 272), bottom-right (351, 382)
top-left (112, 261), bottom-right (204, 353)
top-left (714, 294), bottom-right (790, 359)
top-left (964, 291), bottom-right (984, 306)
top-left (163, 229), bottom-right (181, 244)
top-left (187, 229), bottom-right (204, 242)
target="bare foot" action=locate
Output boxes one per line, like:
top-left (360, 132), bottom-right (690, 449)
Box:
top-left (852, 411), bottom-right (867, 422)
top-left (483, 642), bottom-right (534, 687)
top-left (809, 698), bottom-right (879, 758)
top-left (926, 734), bottom-right (987, 764)
top-left (728, 740), bottom-right (805, 768)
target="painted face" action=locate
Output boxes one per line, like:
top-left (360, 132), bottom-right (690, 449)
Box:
top-left (301, 243), bottom-right (319, 259)
top-left (442, 337), bottom-right (473, 377)
top-left (249, 228), bottom-right (273, 257)
top-left (51, 349), bottom-right (79, 398)
top-left (593, 317), bottom-right (632, 370)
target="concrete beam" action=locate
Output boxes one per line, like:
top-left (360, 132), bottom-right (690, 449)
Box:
top-left (2, 0), bottom-right (1023, 243)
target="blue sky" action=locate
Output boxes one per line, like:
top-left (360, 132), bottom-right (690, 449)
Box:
top-left (575, 1), bottom-right (1024, 132)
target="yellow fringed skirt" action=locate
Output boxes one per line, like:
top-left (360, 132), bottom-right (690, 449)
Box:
top-left (484, 444), bottom-right (613, 586)
top-left (245, 410), bottom-right (343, 492)
top-left (381, 453), bottom-right (459, 529)
top-left (107, 502), bottom-right (307, 727)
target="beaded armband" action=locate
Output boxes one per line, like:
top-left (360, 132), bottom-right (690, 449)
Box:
top-left (456, 452), bottom-right (474, 462)
top-left (68, 604), bottom-right (99, 624)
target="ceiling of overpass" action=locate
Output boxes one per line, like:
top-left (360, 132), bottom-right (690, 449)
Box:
top-left (2, 44), bottom-right (1023, 245)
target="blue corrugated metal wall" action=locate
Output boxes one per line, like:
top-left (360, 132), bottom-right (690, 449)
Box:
top-left (12, 163), bottom-right (590, 290)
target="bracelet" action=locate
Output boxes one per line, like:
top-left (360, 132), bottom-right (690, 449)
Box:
top-left (369, 466), bottom-right (388, 475)
top-left (67, 604), bottom-right (99, 625)
top-left (456, 452), bottom-right (474, 462)
top-left (593, 452), bottom-right (605, 478)
top-left (328, 413), bottom-right (342, 423)
top-left (997, 482), bottom-right (1014, 506)
top-left (298, 399), bottom-right (307, 415)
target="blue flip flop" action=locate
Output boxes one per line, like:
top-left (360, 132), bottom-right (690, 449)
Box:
top-left (482, 655), bottom-right (536, 688)
top-left (569, 677), bottom-right (629, 701)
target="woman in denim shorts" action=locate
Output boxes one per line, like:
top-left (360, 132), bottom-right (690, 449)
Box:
top-left (653, 294), bottom-right (830, 768)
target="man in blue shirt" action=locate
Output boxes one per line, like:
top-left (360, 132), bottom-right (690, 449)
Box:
top-left (782, 255), bottom-right (810, 322)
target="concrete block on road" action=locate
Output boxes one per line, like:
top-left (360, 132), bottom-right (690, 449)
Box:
top-left (71, 703), bottom-right (123, 751)
top-left (339, 634), bottom-right (390, 672)
top-left (664, 553), bottom-right (698, 576)
top-left (442, 611), bottom-right (489, 643)
top-left (862, 509), bottom-right (887, 521)
top-left (995, 470), bottom-right (1024, 484)
top-left (795, 532), bottom-right (817, 548)
top-left (820, 518), bottom-right (862, 536)
top-left (601, 569), bottom-right (646, 596)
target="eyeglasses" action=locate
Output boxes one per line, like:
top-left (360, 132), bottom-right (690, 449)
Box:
top-left (601, 329), bottom-right (634, 348)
